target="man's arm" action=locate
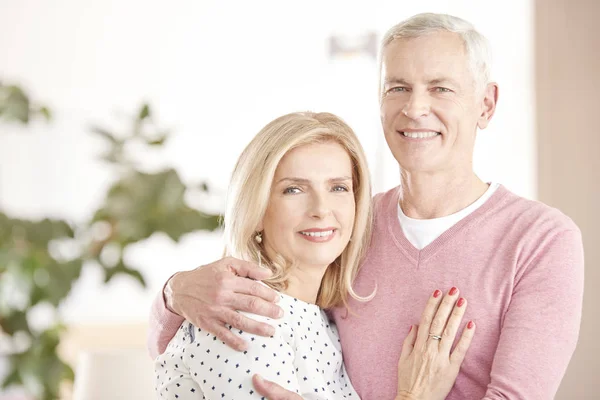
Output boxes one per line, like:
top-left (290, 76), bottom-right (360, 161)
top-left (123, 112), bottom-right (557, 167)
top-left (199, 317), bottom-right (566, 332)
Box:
top-left (147, 285), bottom-right (185, 359)
top-left (482, 228), bottom-right (584, 399)
top-left (146, 258), bottom-right (283, 359)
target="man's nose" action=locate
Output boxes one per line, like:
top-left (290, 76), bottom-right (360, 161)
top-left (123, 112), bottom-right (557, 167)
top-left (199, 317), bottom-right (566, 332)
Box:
top-left (402, 92), bottom-right (431, 120)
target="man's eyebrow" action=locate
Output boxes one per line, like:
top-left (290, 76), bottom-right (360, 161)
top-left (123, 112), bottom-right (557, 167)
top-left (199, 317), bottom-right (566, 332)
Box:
top-left (383, 77), bottom-right (410, 86)
top-left (383, 77), bottom-right (461, 87)
top-left (429, 77), bottom-right (461, 87)
top-left (276, 176), bottom-right (352, 184)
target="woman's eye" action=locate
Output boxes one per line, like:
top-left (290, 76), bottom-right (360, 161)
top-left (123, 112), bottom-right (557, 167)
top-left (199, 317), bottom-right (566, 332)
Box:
top-left (283, 186), bottom-right (302, 195)
top-left (332, 185), bottom-right (350, 192)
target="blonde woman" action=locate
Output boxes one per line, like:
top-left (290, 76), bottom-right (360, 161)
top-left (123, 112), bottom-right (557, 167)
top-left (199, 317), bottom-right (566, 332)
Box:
top-left (154, 112), bottom-right (474, 400)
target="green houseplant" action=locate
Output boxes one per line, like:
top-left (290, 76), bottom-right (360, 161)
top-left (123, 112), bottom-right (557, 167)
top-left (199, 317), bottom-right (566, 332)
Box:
top-left (0, 82), bottom-right (222, 399)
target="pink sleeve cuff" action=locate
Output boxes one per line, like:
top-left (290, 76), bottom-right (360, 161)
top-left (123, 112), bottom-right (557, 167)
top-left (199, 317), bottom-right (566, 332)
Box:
top-left (147, 279), bottom-right (185, 359)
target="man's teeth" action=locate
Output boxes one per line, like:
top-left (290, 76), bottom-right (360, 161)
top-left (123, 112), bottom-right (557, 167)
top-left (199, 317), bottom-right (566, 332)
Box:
top-left (300, 230), bottom-right (334, 237)
top-left (402, 131), bottom-right (439, 138)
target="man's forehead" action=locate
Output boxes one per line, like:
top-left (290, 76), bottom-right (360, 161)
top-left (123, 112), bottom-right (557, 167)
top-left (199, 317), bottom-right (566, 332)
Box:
top-left (381, 37), bottom-right (468, 77)
top-left (382, 32), bottom-right (466, 60)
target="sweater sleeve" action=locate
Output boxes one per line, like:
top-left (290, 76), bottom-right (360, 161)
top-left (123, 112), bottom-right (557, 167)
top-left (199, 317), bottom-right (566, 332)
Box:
top-left (147, 284), bottom-right (185, 360)
top-left (482, 228), bottom-right (584, 399)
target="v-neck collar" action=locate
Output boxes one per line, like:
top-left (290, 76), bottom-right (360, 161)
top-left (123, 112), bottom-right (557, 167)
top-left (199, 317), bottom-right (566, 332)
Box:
top-left (385, 184), bottom-right (511, 264)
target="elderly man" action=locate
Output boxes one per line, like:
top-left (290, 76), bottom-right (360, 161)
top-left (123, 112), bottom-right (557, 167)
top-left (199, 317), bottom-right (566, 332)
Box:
top-left (148, 13), bottom-right (583, 400)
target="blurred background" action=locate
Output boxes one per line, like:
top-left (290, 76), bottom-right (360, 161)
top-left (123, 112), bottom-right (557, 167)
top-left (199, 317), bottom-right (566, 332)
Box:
top-left (0, 0), bottom-right (597, 399)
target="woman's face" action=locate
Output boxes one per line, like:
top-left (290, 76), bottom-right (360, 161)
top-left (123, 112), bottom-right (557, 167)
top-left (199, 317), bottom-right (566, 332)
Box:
top-left (260, 141), bottom-right (356, 270)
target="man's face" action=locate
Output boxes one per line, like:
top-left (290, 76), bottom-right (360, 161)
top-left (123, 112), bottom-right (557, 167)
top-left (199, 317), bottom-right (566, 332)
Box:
top-left (380, 31), bottom-right (495, 174)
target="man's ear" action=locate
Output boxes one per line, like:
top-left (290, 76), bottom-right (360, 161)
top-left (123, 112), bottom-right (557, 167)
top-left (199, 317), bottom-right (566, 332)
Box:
top-left (477, 82), bottom-right (499, 130)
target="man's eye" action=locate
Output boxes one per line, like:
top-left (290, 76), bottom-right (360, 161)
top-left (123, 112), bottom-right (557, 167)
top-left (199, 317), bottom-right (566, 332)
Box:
top-left (435, 87), bottom-right (452, 93)
top-left (388, 87), bottom-right (408, 93)
top-left (283, 187), bottom-right (302, 195)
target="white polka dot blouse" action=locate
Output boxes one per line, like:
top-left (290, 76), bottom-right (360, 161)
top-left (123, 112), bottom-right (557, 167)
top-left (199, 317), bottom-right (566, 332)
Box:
top-left (155, 291), bottom-right (359, 399)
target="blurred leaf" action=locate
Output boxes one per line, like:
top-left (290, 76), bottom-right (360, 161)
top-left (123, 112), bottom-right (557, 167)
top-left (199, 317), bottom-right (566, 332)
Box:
top-left (1, 367), bottom-right (22, 389)
top-left (146, 134), bottom-right (168, 146)
top-left (36, 259), bottom-right (83, 307)
top-left (26, 218), bottom-right (74, 245)
top-left (38, 106), bottom-right (52, 121)
top-left (91, 126), bottom-right (120, 144)
top-left (101, 150), bottom-right (122, 164)
top-left (92, 169), bottom-right (221, 243)
top-left (0, 84), bottom-right (30, 123)
top-left (0, 216), bottom-right (74, 248)
top-left (0, 311), bottom-right (30, 335)
top-left (138, 103), bottom-right (150, 120)
top-left (0, 83), bottom-right (52, 124)
top-left (13, 326), bottom-right (73, 398)
top-left (103, 260), bottom-right (146, 287)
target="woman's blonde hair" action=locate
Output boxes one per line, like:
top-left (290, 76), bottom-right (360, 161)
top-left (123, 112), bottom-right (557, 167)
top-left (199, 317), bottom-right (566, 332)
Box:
top-left (223, 111), bottom-right (373, 309)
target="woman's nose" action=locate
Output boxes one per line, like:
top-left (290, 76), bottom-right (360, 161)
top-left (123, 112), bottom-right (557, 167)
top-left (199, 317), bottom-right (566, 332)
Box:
top-left (308, 193), bottom-right (332, 219)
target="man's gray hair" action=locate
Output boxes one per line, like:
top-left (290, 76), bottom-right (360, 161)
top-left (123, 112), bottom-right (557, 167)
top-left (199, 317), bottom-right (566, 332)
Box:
top-left (379, 13), bottom-right (492, 96)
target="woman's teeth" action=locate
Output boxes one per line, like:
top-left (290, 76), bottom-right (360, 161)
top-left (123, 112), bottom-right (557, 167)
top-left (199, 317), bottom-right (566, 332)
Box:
top-left (300, 230), bottom-right (334, 237)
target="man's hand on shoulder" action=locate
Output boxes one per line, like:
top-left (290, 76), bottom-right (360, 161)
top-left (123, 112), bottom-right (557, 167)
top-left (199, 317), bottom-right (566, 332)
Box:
top-left (163, 256), bottom-right (283, 351)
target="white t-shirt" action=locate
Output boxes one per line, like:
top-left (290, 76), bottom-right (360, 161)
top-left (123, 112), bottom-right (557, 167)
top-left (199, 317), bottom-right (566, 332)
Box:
top-left (397, 183), bottom-right (501, 250)
top-left (155, 290), bottom-right (358, 399)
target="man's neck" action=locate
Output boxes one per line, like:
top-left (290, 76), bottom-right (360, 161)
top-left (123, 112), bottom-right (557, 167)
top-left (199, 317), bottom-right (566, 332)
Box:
top-left (399, 168), bottom-right (489, 219)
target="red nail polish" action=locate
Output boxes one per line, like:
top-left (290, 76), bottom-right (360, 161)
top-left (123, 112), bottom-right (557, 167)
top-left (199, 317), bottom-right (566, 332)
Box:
top-left (457, 297), bottom-right (465, 307)
top-left (449, 287), bottom-right (458, 296)
top-left (467, 320), bottom-right (475, 329)
top-left (408, 325), bottom-right (412, 333)
top-left (433, 289), bottom-right (442, 298)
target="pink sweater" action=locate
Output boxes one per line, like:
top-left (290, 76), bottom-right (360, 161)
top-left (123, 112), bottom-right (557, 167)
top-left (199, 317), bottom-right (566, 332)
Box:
top-left (149, 185), bottom-right (584, 399)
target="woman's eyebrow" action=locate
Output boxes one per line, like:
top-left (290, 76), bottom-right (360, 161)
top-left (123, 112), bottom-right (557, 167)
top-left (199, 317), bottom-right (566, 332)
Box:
top-left (276, 176), bottom-right (352, 184)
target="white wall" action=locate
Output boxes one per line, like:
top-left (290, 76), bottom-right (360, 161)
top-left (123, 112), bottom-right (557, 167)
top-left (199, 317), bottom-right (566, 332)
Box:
top-left (0, 0), bottom-right (534, 324)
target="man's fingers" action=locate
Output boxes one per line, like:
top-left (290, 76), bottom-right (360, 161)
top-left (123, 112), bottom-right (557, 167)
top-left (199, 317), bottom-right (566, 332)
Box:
top-left (193, 319), bottom-right (249, 351)
top-left (399, 324), bottom-right (418, 363)
top-left (439, 297), bottom-right (468, 354)
top-left (450, 321), bottom-right (476, 365)
top-left (234, 276), bottom-right (280, 304)
top-left (230, 292), bottom-right (283, 320)
top-left (226, 257), bottom-right (273, 280)
top-left (222, 309), bottom-right (276, 337)
top-left (414, 289), bottom-right (444, 349)
top-left (252, 374), bottom-right (303, 400)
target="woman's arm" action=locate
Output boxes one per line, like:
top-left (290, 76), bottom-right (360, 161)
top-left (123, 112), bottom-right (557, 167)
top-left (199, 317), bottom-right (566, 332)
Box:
top-left (155, 315), bottom-right (303, 400)
top-left (395, 288), bottom-right (474, 400)
top-left (155, 322), bottom-right (204, 399)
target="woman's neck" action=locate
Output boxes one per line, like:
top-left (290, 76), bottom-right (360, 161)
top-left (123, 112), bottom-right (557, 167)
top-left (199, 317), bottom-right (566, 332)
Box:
top-left (283, 265), bottom-right (328, 304)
